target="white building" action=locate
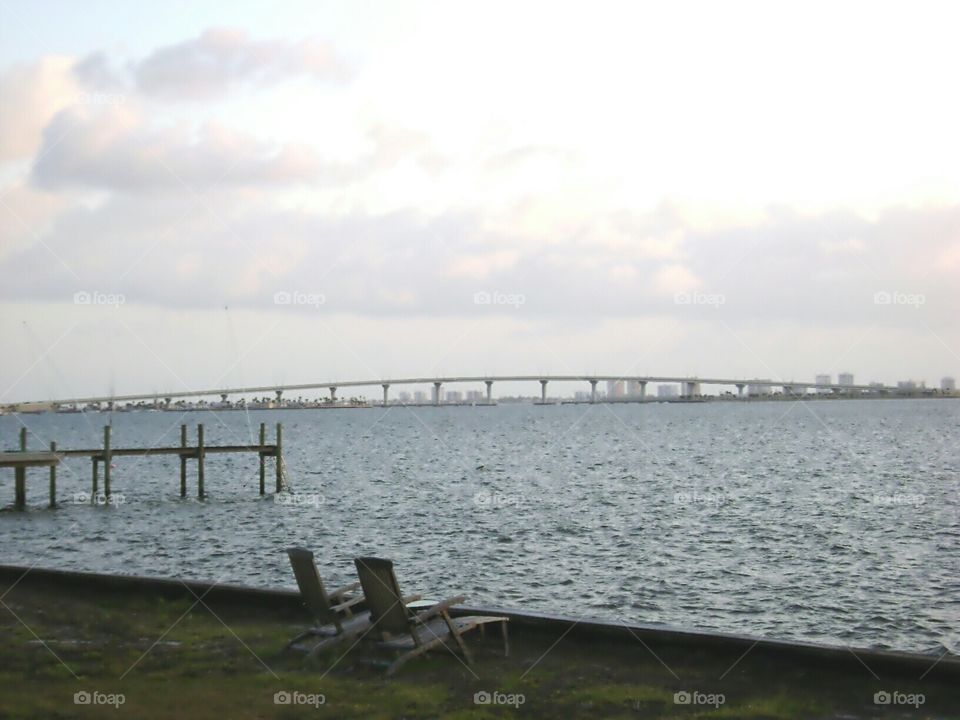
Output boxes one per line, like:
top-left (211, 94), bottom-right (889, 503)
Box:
top-left (445, 390), bottom-right (463, 402)
top-left (657, 384), bottom-right (679, 398)
top-left (607, 380), bottom-right (625, 398)
top-left (413, 390), bottom-right (428, 403)
top-left (838, 372), bottom-right (854, 386)
top-left (466, 390), bottom-right (484, 402)
top-left (748, 380), bottom-right (772, 396)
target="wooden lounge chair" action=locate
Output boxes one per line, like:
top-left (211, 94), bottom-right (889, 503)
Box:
top-left (354, 556), bottom-right (509, 676)
top-left (284, 547), bottom-right (370, 655)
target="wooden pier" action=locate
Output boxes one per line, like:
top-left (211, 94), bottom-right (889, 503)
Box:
top-left (2, 423), bottom-right (282, 510)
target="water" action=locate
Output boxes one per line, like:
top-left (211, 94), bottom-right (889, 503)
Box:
top-left (2, 399), bottom-right (958, 654)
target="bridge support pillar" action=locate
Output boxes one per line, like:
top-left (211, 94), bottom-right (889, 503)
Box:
top-left (220, 393), bottom-right (228, 404)
top-left (540, 380), bottom-right (548, 404)
top-left (382, 384), bottom-right (389, 407)
top-left (736, 383), bottom-right (746, 398)
top-left (589, 379), bottom-right (598, 403)
top-left (329, 387), bottom-right (337, 403)
top-left (485, 380), bottom-right (493, 404)
top-left (433, 382), bottom-right (442, 406)
top-left (639, 381), bottom-right (647, 401)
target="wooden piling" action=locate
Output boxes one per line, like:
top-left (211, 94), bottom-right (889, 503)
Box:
top-left (103, 425), bottom-right (112, 498)
top-left (49, 441), bottom-right (56, 508)
top-left (275, 423), bottom-right (283, 493)
top-left (258, 423), bottom-right (266, 495)
top-left (180, 425), bottom-right (187, 498)
top-left (15, 427), bottom-right (27, 509)
top-left (197, 423), bottom-right (205, 499)
top-left (92, 458), bottom-right (98, 498)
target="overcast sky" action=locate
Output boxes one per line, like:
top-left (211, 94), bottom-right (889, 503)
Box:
top-left (1, 0), bottom-right (958, 402)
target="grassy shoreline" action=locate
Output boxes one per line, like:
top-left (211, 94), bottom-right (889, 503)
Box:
top-left (1, 576), bottom-right (957, 719)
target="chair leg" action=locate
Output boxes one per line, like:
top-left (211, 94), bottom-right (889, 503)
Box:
top-left (284, 628), bottom-right (326, 651)
top-left (386, 641), bottom-right (440, 676)
top-left (441, 613), bottom-right (473, 665)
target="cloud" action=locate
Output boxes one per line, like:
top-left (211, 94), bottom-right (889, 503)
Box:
top-left (0, 191), bottom-right (955, 335)
top-left (31, 105), bottom-right (323, 191)
top-left (0, 57), bottom-right (81, 162)
top-left (134, 27), bottom-right (347, 99)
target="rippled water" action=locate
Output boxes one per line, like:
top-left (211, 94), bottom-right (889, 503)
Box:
top-left (2, 399), bottom-right (958, 654)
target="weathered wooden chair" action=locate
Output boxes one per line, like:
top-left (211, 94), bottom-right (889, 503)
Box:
top-left (284, 547), bottom-right (371, 656)
top-left (354, 556), bottom-right (509, 675)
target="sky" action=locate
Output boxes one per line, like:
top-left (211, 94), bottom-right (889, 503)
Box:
top-left (1, 0), bottom-right (959, 402)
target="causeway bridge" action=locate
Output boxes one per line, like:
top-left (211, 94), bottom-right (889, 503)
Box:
top-left (11, 375), bottom-right (901, 409)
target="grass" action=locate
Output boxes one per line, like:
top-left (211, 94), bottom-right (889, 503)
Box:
top-left (0, 581), bottom-right (956, 719)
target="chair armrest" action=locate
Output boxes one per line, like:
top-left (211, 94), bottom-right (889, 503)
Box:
top-left (331, 594), bottom-right (366, 614)
top-left (414, 595), bottom-right (466, 622)
top-left (402, 594), bottom-right (422, 604)
top-left (329, 580), bottom-right (361, 601)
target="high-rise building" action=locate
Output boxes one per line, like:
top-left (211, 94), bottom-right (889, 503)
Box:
top-left (445, 390), bottom-right (462, 402)
top-left (815, 374), bottom-right (831, 394)
top-left (657, 384), bottom-right (679, 398)
top-left (607, 380), bottom-right (625, 398)
top-left (838, 372), bottom-right (854, 386)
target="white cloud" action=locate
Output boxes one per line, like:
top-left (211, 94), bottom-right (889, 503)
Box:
top-left (135, 27), bottom-right (347, 99)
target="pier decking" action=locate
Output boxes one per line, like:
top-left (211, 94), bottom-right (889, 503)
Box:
top-left (2, 423), bottom-right (283, 510)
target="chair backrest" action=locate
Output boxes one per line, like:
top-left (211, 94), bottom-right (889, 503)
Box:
top-left (287, 547), bottom-right (342, 632)
top-left (354, 556), bottom-right (410, 636)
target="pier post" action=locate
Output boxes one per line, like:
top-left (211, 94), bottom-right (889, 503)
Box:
top-left (92, 458), bottom-right (98, 498)
top-left (540, 379), bottom-right (548, 404)
top-left (197, 423), bottom-right (205, 499)
top-left (382, 384), bottom-right (389, 407)
top-left (259, 422), bottom-right (266, 495)
top-left (485, 380), bottom-right (493, 404)
top-left (49, 441), bottom-right (56, 508)
top-left (589, 380), bottom-right (598, 403)
top-left (103, 425), bottom-right (112, 498)
top-left (275, 423), bottom-right (283, 493)
top-left (433, 382), bottom-right (442, 406)
top-left (14, 427), bottom-right (26, 510)
top-left (180, 425), bottom-right (187, 498)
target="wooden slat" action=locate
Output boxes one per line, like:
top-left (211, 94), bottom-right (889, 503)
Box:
top-left (0, 452), bottom-right (60, 468)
